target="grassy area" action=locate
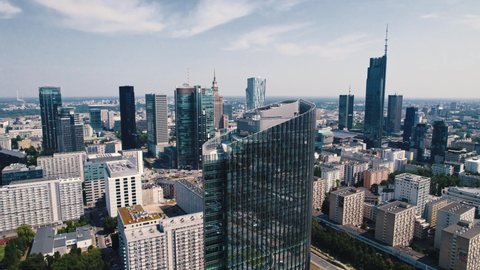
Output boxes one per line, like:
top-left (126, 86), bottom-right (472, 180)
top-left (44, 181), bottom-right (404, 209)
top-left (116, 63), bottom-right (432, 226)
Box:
top-left (0, 245), bottom-right (5, 262)
top-left (311, 262), bottom-right (322, 270)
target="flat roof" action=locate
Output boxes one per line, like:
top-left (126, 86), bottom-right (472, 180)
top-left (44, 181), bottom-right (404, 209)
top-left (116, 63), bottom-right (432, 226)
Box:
top-left (118, 205), bottom-right (162, 225)
top-left (331, 187), bottom-right (363, 197)
top-left (378, 200), bottom-right (415, 214)
top-left (444, 222), bottom-right (480, 239)
top-left (0, 149), bottom-right (26, 158)
top-left (106, 159), bottom-right (137, 177)
top-left (439, 201), bottom-right (475, 215)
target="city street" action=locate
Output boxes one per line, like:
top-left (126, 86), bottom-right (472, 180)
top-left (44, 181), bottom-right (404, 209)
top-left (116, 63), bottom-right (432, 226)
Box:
top-left (311, 250), bottom-right (343, 270)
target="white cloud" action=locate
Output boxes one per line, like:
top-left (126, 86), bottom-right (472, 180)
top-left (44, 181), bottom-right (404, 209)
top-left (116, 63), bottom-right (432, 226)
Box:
top-left (224, 24), bottom-right (308, 51)
top-left (455, 14), bottom-right (480, 31)
top-left (275, 33), bottom-right (373, 59)
top-left (33, 0), bottom-right (165, 34)
top-left (173, 0), bottom-right (257, 38)
top-left (0, 0), bottom-right (21, 19)
top-left (419, 13), bottom-right (440, 19)
top-left (225, 24), bottom-right (371, 59)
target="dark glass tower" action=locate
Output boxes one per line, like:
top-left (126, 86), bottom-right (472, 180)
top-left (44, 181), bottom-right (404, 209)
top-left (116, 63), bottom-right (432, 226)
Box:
top-left (386, 94), bottom-right (403, 134)
top-left (338, 94), bottom-right (354, 130)
top-left (89, 108), bottom-right (103, 132)
top-left (364, 30), bottom-right (388, 148)
top-left (410, 123), bottom-right (427, 162)
top-left (403, 106), bottom-right (418, 143)
top-left (39, 87), bottom-right (62, 152)
top-left (145, 93), bottom-right (168, 156)
top-left (203, 99), bottom-right (316, 269)
top-left (119, 86), bottom-right (137, 150)
top-left (56, 107), bottom-right (84, 152)
top-left (175, 84), bottom-right (214, 170)
top-left (431, 121), bottom-right (448, 162)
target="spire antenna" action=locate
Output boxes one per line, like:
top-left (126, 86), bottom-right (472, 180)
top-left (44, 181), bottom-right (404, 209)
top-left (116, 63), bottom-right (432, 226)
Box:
top-left (348, 84), bottom-right (351, 96)
top-left (187, 68), bottom-right (190, 85)
top-left (384, 24), bottom-right (389, 55)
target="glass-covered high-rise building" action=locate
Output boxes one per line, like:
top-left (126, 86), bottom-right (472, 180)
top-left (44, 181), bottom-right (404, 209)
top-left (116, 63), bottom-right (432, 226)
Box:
top-left (403, 106), bottom-right (418, 143)
top-left (246, 77), bottom-right (266, 110)
top-left (39, 86), bottom-right (62, 152)
top-left (56, 107), bottom-right (84, 153)
top-left (119, 86), bottom-right (137, 150)
top-left (175, 84), bottom-right (214, 170)
top-left (386, 94), bottom-right (403, 134)
top-left (203, 99), bottom-right (316, 269)
top-left (145, 93), bottom-right (168, 157)
top-left (431, 121), bottom-right (448, 162)
top-left (410, 123), bottom-right (428, 162)
top-left (338, 94), bottom-right (354, 130)
top-left (89, 108), bottom-right (103, 133)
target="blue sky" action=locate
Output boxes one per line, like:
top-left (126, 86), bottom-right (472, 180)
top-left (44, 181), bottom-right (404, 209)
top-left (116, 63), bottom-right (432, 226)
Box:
top-left (0, 0), bottom-right (479, 98)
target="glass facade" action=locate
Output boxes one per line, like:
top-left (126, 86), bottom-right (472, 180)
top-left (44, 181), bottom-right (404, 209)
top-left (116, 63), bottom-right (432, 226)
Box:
top-left (203, 99), bottom-right (316, 269)
top-left (364, 55), bottom-right (387, 148)
top-left (246, 77), bottom-right (266, 110)
top-left (338, 94), bottom-right (354, 130)
top-left (386, 94), bottom-right (403, 134)
top-left (56, 107), bottom-right (84, 153)
top-left (175, 85), bottom-right (214, 170)
top-left (119, 86), bottom-right (137, 150)
top-left (39, 87), bottom-right (62, 152)
top-left (411, 123), bottom-right (428, 162)
top-left (403, 107), bottom-right (418, 143)
top-left (89, 108), bottom-right (103, 132)
top-left (145, 93), bottom-right (168, 156)
top-left (431, 121), bottom-right (448, 162)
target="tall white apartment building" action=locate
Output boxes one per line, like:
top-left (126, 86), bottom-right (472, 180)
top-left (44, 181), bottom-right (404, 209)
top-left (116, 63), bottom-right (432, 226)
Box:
top-left (424, 197), bottom-right (450, 227)
top-left (439, 221), bottom-right (480, 270)
top-left (0, 178), bottom-right (83, 232)
top-left (313, 178), bottom-right (327, 213)
top-left (329, 187), bottom-right (365, 226)
top-left (118, 205), bottom-right (204, 270)
top-left (394, 173), bottom-right (431, 216)
top-left (465, 157), bottom-right (480, 174)
top-left (344, 161), bottom-right (369, 186)
top-left (105, 160), bottom-right (142, 217)
top-left (38, 151), bottom-right (86, 180)
top-left (434, 202), bottom-right (475, 249)
top-left (83, 153), bottom-right (122, 207)
top-left (320, 167), bottom-right (340, 192)
top-left (375, 201), bottom-right (416, 246)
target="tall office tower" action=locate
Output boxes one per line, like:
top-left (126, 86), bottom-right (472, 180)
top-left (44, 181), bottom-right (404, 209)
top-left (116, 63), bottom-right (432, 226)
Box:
top-left (439, 221), bottom-right (480, 270)
top-left (374, 201), bottom-right (416, 247)
top-left (37, 152), bottom-right (86, 180)
top-left (434, 202), bottom-right (475, 249)
top-left (203, 100), bottom-right (316, 269)
top-left (119, 86), bottom-right (137, 150)
top-left (175, 84), bottom-right (214, 170)
top-left (329, 187), bottom-right (365, 226)
top-left (104, 160), bottom-right (142, 217)
top-left (431, 120), bottom-right (449, 163)
top-left (145, 93), bottom-right (168, 157)
top-left (386, 94), bottom-right (403, 134)
top-left (118, 206), bottom-right (204, 270)
top-left (245, 77), bottom-right (266, 110)
top-left (89, 108), bottom-right (103, 132)
top-left (410, 123), bottom-right (428, 162)
top-left (56, 107), bottom-right (84, 153)
top-left (0, 177), bottom-right (83, 233)
top-left (338, 94), bottom-right (354, 130)
top-left (403, 107), bottom-right (418, 143)
top-left (393, 173), bottom-right (431, 216)
top-left (39, 86), bottom-right (62, 152)
top-left (363, 30), bottom-right (388, 148)
top-left (223, 103), bottom-right (233, 119)
top-left (212, 72), bottom-right (224, 129)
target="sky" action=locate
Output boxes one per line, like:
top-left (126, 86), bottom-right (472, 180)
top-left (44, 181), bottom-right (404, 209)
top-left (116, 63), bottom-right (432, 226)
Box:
top-left (0, 0), bottom-right (479, 99)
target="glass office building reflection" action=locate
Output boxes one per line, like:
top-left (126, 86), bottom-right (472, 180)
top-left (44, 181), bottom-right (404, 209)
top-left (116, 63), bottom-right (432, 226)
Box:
top-left (203, 99), bottom-right (316, 269)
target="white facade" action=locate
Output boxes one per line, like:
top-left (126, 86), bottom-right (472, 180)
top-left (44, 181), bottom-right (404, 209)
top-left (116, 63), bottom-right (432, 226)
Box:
top-left (0, 178), bottom-right (83, 233)
top-left (174, 180), bottom-right (203, 214)
top-left (120, 150), bottom-right (144, 175)
top-left (118, 206), bottom-right (204, 270)
top-left (142, 186), bottom-right (165, 205)
top-left (394, 173), bottom-right (431, 216)
top-left (105, 160), bottom-right (143, 217)
top-left (0, 134), bottom-right (11, 150)
top-left (442, 187), bottom-right (480, 215)
top-left (465, 158), bottom-right (480, 174)
top-left (320, 167), bottom-right (340, 192)
top-left (434, 202), bottom-right (475, 249)
top-left (313, 178), bottom-right (327, 213)
top-left (38, 152), bottom-right (86, 180)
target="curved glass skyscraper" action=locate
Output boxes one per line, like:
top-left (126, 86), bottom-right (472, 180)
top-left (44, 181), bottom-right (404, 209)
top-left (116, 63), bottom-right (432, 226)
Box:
top-left (203, 99), bottom-right (316, 269)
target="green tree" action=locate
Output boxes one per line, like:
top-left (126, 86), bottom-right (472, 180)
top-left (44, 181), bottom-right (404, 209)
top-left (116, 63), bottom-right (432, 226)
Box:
top-left (16, 224), bottom-right (35, 242)
top-left (103, 217), bottom-right (117, 234)
top-left (19, 253), bottom-right (48, 270)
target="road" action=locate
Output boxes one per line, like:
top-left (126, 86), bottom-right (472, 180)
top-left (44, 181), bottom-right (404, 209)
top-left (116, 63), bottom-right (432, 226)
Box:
top-left (311, 251), bottom-right (343, 270)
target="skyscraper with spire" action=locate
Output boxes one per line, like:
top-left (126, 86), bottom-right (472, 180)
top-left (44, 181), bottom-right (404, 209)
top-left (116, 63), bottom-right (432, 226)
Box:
top-left (339, 89), bottom-right (354, 130)
top-left (364, 27), bottom-right (388, 148)
top-left (212, 70), bottom-right (224, 130)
